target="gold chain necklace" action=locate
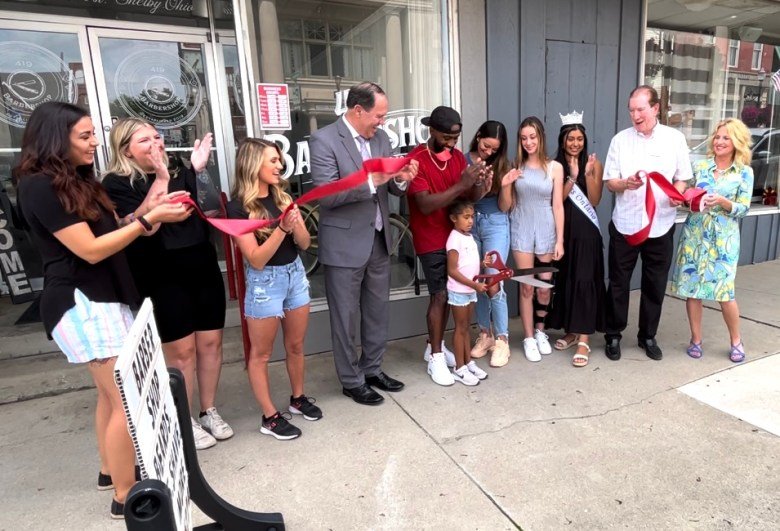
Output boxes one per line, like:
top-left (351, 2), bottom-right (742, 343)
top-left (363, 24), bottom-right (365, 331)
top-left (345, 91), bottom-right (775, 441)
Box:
top-left (426, 144), bottom-right (448, 171)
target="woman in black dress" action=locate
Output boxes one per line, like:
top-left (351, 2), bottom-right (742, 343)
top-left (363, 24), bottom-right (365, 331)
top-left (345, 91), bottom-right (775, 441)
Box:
top-left (547, 115), bottom-right (606, 367)
top-left (102, 118), bottom-right (232, 450)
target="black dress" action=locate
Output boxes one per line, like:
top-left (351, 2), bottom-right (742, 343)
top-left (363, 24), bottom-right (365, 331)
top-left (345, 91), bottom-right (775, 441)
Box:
top-left (547, 171), bottom-right (606, 335)
top-left (103, 167), bottom-right (225, 343)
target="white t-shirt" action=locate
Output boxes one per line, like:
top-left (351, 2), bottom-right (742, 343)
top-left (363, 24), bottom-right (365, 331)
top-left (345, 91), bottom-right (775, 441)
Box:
top-left (603, 123), bottom-right (693, 237)
top-left (446, 229), bottom-right (480, 293)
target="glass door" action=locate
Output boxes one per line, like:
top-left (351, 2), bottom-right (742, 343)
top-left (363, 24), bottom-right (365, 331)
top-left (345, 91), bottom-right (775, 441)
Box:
top-left (87, 27), bottom-right (231, 194)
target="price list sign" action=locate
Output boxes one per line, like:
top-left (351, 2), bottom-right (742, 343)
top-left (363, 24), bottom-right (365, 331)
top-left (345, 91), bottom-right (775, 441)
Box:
top-left (257, 83), bottom-right (291, 130)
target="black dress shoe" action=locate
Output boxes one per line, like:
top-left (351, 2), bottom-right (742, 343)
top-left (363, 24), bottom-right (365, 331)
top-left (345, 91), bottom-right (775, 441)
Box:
top-left (605, 338), bottom-right (622, 361)
top-left (342, 384), bottom-right (384, 405)
top-left (638, 338), bottom-right (663, 360)
top-left (365, 372), bottom-right (405, 392)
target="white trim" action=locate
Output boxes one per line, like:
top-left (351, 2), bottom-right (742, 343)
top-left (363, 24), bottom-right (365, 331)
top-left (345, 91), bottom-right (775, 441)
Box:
top-left (448, 0), bottom-right (461, 133)
top-left (639, 0), bottom-right (648, 86)
top-left (232, 0), bottom-right (257, 139)
top-left (674, 205), bottom-right (780, 223)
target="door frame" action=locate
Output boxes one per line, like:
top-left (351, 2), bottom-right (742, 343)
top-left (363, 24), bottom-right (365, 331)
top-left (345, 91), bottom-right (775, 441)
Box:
top-left (86, 26), bottom-right (232, 193)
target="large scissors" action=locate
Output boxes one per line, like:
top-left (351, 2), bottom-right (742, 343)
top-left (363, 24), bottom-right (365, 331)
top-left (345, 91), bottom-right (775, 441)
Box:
top-left (473, 251), bottom-right (557, 288)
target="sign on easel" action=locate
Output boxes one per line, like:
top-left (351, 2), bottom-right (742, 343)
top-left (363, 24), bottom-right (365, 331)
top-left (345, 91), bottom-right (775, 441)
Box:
top-left (114, 299), bottom-right (191, 530)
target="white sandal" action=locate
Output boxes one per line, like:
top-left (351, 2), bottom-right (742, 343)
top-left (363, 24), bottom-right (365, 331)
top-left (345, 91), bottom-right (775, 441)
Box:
top-left (572, 342), bottom-right (590, 367)
top-left (554, 334), bottom-right (579, 350)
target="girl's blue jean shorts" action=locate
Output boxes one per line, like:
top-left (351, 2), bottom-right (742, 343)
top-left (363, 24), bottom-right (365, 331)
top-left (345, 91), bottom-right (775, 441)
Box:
top-left (244, 256), bottom-right (310, 319)
top-left (447, 289), bottom-right (477, 306)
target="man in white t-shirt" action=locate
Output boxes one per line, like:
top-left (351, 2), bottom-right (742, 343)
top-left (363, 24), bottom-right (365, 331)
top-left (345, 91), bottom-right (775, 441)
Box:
top-left (602, 85), bottom-right (693, 361)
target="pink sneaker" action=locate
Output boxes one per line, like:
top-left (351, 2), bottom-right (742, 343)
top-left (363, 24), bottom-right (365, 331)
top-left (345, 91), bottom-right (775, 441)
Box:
top-left (470, 332), bottom-right (495, 359)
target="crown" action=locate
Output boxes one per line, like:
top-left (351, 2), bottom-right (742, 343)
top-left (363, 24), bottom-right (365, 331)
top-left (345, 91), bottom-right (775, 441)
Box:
top-left (559, 110), bottom-right (584, 126)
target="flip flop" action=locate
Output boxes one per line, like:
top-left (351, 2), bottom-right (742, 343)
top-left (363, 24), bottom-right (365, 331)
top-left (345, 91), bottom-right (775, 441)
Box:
top-left (554, 334), bottom-right (579, 350)
top-left (572, 342), bottom-right (590, 367)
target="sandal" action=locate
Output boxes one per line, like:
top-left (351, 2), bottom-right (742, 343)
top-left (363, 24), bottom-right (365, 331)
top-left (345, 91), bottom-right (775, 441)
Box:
top-left (729, 341), bottom-right (745, 363)
top-left (572, 342), bottom-right (590, 367)
top-left (686, 339), bottom-right (703, 359)
top-left (555, 334), bottom-right (579, 351)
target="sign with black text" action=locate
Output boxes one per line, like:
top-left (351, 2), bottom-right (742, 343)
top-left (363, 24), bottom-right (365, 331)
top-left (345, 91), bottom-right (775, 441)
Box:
top-left (114, 299), bottom-right (191, 530)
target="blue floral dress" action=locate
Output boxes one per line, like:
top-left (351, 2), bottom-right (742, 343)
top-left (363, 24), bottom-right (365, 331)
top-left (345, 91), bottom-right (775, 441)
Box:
top-left (671, 159), bottom-right (753, 301)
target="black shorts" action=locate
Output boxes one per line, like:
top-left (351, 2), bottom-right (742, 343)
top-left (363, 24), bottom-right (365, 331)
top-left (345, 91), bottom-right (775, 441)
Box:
top-left (418, 249), bottom-right (448, 295)
top-left (152, 242), bottom-right (226, 343)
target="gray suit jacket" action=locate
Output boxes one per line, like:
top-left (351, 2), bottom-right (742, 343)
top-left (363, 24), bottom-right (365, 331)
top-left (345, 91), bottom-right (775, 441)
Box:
top-left (309, 118), bottom-right (405, 268)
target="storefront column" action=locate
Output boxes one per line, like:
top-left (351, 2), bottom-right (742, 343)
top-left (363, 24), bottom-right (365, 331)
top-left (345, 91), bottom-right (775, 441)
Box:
top-left (258, 0), bottom-right (284, 83)
top-left (711, 25), bottom-right (727, 122)
top-left (385, 10), bottom-right (404, 110)
top-left (309, 113), bottom-right (318, 133)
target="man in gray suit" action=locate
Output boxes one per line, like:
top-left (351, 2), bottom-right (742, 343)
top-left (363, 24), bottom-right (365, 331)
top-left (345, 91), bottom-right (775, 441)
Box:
top-left (310, 82), bottom-right (418, 405)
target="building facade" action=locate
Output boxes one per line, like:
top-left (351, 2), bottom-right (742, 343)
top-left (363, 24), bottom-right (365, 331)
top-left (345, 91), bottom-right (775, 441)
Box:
top-left (1, 0), bottom-right (778, 357)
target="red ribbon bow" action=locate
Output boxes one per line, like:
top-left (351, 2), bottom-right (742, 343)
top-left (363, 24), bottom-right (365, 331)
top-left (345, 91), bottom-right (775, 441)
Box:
top-left (625, 171), bottom-right (706, 246)
top-left (174, 156), bottom-right (412, 237)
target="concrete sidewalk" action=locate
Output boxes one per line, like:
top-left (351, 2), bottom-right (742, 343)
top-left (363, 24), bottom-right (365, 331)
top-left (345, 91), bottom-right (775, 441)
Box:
top-left (1, 262), bottom-right (779, 530)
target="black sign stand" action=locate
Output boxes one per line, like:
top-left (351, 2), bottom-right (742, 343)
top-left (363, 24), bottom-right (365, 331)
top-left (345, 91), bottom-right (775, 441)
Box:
top-left (125, 368), bottom-right (285, 530)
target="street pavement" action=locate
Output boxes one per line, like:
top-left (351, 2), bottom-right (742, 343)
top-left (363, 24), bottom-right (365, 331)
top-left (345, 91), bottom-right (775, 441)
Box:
top-left (1, 261), bottom-right (779, 530)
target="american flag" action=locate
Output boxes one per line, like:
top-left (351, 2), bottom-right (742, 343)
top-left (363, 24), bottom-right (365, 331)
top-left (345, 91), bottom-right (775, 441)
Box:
top-left (772, 69), bottom-right (780, 93)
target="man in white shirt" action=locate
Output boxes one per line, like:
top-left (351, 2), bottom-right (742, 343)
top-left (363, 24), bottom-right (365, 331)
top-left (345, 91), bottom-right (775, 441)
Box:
top-left (602, 85), bottom-right (693, 361)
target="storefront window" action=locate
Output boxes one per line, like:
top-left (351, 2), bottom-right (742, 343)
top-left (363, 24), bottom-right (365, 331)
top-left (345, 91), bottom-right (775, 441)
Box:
top-left (234, 0), bottom-right (451, 298)
top-left (645, 0), bottom-right (780, 207)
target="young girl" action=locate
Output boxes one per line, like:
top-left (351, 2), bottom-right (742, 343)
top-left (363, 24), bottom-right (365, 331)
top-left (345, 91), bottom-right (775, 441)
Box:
top-left (226, 138), bottom-right (317, 440)
top-left (500, 116), bottom-right (565, 362)
top-left (446, 200), bottom-right (489, 386)
top-left (15, 102), bottom-right (190, 518)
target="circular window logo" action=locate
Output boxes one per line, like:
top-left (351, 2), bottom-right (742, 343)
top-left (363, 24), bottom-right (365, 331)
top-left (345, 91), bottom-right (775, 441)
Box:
top-left (0, 42), bottom-right (77, 128)
top-left (114, 50), bottom-right (203, 129)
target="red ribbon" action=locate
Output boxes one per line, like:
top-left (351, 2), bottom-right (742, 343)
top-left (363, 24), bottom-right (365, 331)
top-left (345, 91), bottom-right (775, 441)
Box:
top-left (174, 156), bottom-right (411, 237)
top-left (625, 171), bottom-right (706, 246)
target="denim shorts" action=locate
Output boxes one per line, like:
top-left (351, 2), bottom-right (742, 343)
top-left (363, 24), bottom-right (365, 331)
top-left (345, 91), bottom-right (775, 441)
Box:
top-left (244, 256), bottom-right (310, 319)
top-left (447, 289), bottom-right (477, 306)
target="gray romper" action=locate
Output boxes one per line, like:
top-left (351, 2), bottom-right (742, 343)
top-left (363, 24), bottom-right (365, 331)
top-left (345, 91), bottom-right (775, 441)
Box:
top-left (509, 164), bottom-right (556, 254)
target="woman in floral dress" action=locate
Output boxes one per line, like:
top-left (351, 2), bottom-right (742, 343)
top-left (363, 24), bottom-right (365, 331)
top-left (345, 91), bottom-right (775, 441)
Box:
top-left (671, 118), bottom-right (753, 362)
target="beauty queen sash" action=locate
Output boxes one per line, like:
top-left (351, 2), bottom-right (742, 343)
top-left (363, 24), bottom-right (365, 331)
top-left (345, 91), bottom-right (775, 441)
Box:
top-left (625, 171), bottom-right (706, 246)
top-left (173, 156), bottom-right (412, 237)
top-left (568, 182), bottom-right (601, 235)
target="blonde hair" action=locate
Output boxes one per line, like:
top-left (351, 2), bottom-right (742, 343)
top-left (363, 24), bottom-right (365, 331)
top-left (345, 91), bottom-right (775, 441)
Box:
top-left (708, 118), bottom-right (752, 167)
top-left (104, 117), bottom-right (163, 185)
top-left (231, 138), bottom-right (292, 241)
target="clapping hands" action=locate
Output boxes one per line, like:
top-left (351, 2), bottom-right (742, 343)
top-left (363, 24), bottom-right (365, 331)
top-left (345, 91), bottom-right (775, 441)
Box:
top-left (190, 133), bottom-right (214, 173)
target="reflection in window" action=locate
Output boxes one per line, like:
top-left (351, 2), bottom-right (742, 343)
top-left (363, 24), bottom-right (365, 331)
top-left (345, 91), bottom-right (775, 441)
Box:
top-left (644, 27), bottom-right (779, 205)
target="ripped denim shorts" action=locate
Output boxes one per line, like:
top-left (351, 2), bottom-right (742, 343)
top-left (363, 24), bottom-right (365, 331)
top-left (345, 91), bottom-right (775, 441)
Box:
top-left (244, 256), bottom-right (310, 319)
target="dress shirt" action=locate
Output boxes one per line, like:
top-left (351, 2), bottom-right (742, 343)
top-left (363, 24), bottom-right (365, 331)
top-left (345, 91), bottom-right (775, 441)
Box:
top-left (341, 115), bottom-right (408, 195)
top-left (603, 122), bottom-right (693, 237)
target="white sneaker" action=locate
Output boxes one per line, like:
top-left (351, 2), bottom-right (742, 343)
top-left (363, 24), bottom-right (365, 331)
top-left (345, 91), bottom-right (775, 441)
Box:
top-left (423, 341), bottom-right (456, 368)
top-left (199, 407), bottom-right (234, 440)
top-left (453, 365), bottom-right (480, 386)
top-left (427, 352), bottom-right (455, 386)
top-left (523, 338), bottom-right (542, 362)
top-left (466, 360), bottom-right (488, 380)
top-left (534, 329), bottom-right (552, 355)
top-left (191, 417), bottom-right (217, 450)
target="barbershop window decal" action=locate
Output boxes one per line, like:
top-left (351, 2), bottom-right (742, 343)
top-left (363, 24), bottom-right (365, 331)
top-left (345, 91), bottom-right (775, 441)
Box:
top-left (113, 49), bottom-right (203, 129)
top-left (0, 41), bottom-right (77, 128)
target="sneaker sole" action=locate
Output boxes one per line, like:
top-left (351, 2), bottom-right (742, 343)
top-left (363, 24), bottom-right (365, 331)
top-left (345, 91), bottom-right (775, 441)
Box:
top-left (97, 484), bottom-right (113, 491)
top-left (110, 513), bottom-right (124, 520)
top-left (453, 377), bottom-right (480, 386)
top-left (427, 369), bottom-right (454, 386)
top-left (260, 426), bottom-right (301, 440)
top-left (202, 426), bottom-right (235, 440)
top-left (194, 437), bottom-right (217, 450)
top-left (289, 406), bottom-right (322, 421)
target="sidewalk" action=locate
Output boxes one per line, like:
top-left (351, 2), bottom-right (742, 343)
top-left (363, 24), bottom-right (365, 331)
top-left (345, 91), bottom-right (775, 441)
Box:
top-left (1, 262), bottom-right (779, 530)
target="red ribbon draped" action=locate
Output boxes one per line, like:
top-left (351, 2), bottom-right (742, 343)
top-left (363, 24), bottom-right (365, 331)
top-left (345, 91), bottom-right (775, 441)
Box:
top-left (625, 171), bottom-right (706, 246)
top-left (174, 156), bottom-right (411, 237)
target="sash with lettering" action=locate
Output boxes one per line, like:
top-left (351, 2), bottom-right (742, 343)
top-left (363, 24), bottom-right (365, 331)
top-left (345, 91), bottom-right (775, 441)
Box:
top-left (568, 182), bottom-right (601, 235)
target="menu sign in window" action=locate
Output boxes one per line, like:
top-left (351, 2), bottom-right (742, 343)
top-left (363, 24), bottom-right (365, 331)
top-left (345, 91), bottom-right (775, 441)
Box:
top-left (257, 83), bottom-right (291, 131)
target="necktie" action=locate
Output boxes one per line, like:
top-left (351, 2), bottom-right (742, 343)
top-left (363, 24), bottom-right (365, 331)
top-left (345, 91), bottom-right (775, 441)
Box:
top-left (358, 136), bottom-right (383, 231)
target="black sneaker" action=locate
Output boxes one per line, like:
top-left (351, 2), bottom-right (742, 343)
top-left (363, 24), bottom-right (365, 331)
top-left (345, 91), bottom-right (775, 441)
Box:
top-left (638, 337), bottom-right (663, 360)
top-left (260, 412), bottom-right (302, 440)
top-left (289, 395), bottom-right (323, 421)
top-left (97, 465), bottom-right (142, 491)
top-left (110, 499), bottom-right (124, 520)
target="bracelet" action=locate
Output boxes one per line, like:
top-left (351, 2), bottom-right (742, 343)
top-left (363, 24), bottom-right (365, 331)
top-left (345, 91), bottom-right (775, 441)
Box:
top-left (279, 225), bottom-right (291, 234)
top-left (136, 215), bottom-right (153, 231)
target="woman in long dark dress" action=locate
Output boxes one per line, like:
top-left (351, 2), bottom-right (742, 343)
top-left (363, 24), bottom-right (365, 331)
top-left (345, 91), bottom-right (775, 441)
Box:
top-left (547, 115), bottom-right (606, 367)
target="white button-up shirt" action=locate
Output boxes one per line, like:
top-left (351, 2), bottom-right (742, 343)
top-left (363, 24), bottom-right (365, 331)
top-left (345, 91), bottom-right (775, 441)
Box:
top-left (603, 123), bottom-right (693, 237)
